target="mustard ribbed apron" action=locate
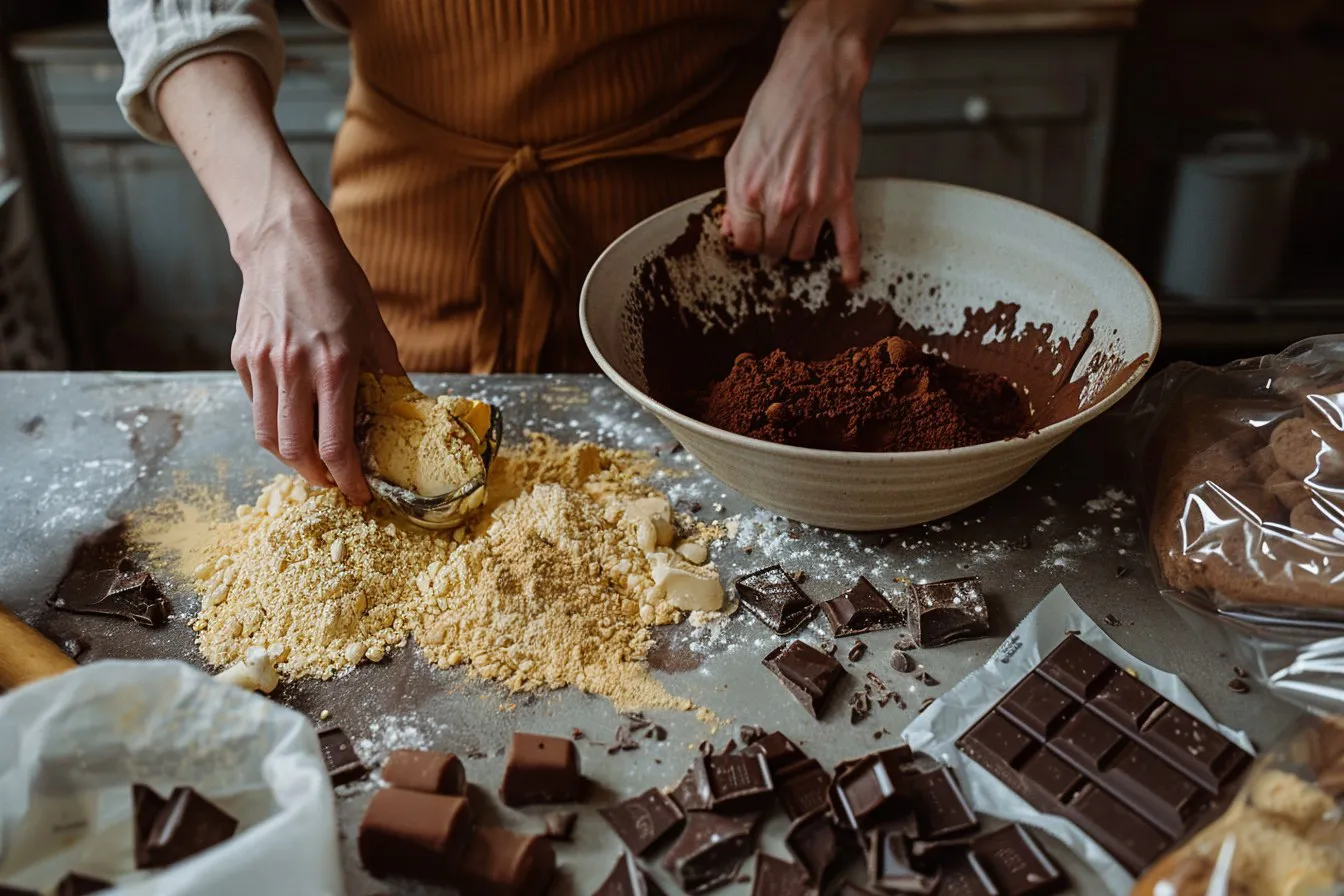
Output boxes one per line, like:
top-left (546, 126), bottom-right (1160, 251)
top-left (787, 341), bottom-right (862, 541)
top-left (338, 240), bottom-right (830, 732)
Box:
top-left (329, 1), bottom-right (779, 373)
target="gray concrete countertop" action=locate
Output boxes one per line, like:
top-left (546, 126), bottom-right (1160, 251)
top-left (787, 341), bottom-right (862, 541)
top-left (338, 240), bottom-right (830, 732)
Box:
top-left (0, 372), bottom-right (1300, 895)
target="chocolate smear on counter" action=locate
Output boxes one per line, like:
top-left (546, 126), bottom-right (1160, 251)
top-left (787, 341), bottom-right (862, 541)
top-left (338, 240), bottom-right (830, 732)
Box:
top-left (734, 565), bottom-right (818, 635)
top-left (49, 562), bottom-right (169, 628)
top-left (890, 650), bottom-right (915, 674)
top-left (822, 577), bottom-right (903, 637)
top-left (1228, 678), bottom-right (1250, 694)
top-left (908, 577), bottom-right (989, 647)
top-left (662, 812), bottom-right (757, 895)
top-left (543, 811), bottom-right (577, 841)
top-left (595, 852), bottom-right (667, 896)
top-left (751, 852), bottom-right (815, 896)
top-left (763, 641), bottom-right (846, 719)
top-left (848, 640), bottom-right (868, 662)
top-left (600, 789), bottom-right (685, 855)
top-left (317, 726), bottom-right (367, 786)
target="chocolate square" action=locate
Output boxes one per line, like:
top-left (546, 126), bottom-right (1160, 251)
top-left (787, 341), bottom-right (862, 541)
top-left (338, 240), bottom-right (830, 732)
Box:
top-left (762, 641), bottom-right (846, 719)
top-left (734, 565), bottom-right (818, 634)
top-left (595, 851), bottom-right (667, 896)
top-left (662, 813), bottom-right (756, 895)
top-left (907, 577), bottom-right (989, 647)
top-left (752, 852), bottom-right (816, 896)
top-left (143, 787), bottom-right (238, 869)
top-left (500, 733), bottom-right (581, 806)
top-left (821, 576), bottom-right (903, 637)
top-left (599, 788), bottom-right (685, 855)
top-left (317, 725), bottom-right (368, 786)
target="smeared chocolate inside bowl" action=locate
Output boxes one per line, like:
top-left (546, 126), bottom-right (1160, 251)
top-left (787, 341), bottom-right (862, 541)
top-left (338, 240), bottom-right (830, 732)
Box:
top-left (627, 193), bottom-right (1147, 450)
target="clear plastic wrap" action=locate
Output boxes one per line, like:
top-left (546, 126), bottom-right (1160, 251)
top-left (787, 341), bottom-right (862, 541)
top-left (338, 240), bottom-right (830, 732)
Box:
top-left (1131, 714), bottom-right (1344, 896)
top-left (1130, 336), bottom-right (1344, 716)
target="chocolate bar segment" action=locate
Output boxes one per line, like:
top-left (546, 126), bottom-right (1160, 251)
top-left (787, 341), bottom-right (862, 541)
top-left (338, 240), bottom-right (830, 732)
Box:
top-left (662, 812), bottom-right (756, 895)
top-left (822, 576), bottom-right (903, 637)
top-left (908, 577), bottom-right (989, 647)
top-left (132, 783), bottom-right (167, 869)
top-left (691, 752), bottom-right (774, 814)
top-left (784, 810), bottom-right (842, 885)
top-left (381, 749), bottom-right (466, 795)
top-left (970, 824), bottom-right (1066, 896)
top-left (906, 767), bottom-right (978, 840)
top-left (499, 733), bottom-right (580, 806)
top-left (865, 829), bottom-right (939, 895)
top-left (752, 852), bottom-right (817, 896)
top-left (317, 725), bottom-right (368, 786)
top-left (142, 787), bottom-right (238, 869)
top-left (762, 641), bottom-right (846, 719)
top-left (599, 788), bottom-right (685, 855)
top-left (833, 750), bottom-right (908, 831)
top-left (777, 760), bottom-right (832, 821)
top-left (735, 566), bottom-right (818, 634)
top-left (956, 634), bottom-right (1250, 874)
top-left (595, 852), bottom-right (667, 896)
top-left (741, 731), bottom-right (809, 778)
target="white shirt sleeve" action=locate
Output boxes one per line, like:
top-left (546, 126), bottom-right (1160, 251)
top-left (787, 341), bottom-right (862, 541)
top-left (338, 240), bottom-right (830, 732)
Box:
top-left (108, 0), bottom-right (285, 145)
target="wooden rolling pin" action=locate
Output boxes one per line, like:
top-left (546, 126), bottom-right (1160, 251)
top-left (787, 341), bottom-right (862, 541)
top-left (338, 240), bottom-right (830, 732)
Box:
top-left (0, 603), bottom-right (76, 691)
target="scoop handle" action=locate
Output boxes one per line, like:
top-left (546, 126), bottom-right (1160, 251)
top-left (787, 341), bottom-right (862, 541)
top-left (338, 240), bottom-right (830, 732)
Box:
top-left (0, 603), bottom-right (76, 691)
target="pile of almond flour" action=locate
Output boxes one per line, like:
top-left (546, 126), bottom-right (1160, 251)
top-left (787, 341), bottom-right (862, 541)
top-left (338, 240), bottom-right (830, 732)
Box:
top-left (147, 434), bottom-right (721, 711)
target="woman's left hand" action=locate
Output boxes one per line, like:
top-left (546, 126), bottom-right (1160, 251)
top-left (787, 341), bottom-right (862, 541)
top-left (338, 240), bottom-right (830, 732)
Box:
top-left (724, 1), bottom-right (898, 285)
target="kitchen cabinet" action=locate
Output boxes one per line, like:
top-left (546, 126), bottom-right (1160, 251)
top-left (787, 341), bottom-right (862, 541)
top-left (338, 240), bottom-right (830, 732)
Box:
top-left (12, 20), bottom-right (1124, 369)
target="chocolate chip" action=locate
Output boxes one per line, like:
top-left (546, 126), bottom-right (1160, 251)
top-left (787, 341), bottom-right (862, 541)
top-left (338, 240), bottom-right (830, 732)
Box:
top-left (571, 728), bottom-right (585, 740)
top-left (607, 726), bottom-right (640, 754)
top-left (919, 697), bottom-right (936, 713)
top-left (624, 713), bottom-right (651, 733)
top-left (850, 690), bottom-right (873, 724)
top-left (1233, 666), bottom-right (1248, 679)
top-left (1103, 613), bottom-right (1122, 627)
top-left (1228, 678), bottom-right (1251, 694)
top-left (916, 671), bottom-right (939, 687)
top-left (646, 724), bottom-right (668, 741)
top-left (847, 640), bottom-right (867, 662)
top-left (890, 650), bottom-right (914, 674)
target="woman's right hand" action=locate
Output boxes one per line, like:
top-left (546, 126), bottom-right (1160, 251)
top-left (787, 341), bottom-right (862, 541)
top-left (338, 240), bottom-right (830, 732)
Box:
top-left (231, 200), bottom-right (403, 504)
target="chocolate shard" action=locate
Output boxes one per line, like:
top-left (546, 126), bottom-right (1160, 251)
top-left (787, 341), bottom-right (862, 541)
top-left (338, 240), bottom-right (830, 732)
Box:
top-left (599, 788), bottom-right (685, 855)
top-left (48, 566), bottom-right (168, 627)
top-left (957, 633), bottom-right (1251, 875)
top-left (317, 725), bottom-right (368, 786)
top-left (132, 783), bottom-right (167, 868)
top-left (905, 767), bottom-right (978, 840)
top-left (752, 852), bottom-right (818, 896)
top-left (907, 577), bottom-right (990, 647)
top-left (784, 809), bottom-right (842, 885)
top-left (891, 650), bottom-right (915, 674)
top-left (970, 824), bottom-right (1067, 895)
top-left (692, 751), bottom-right (774, 814)
top-left (935, 851), bottom-right (999, 896)
top-left (776, 760), bottom-right (832, 821)
top-left (661, 812), bottom-right (756, 894)
top-left (358, 790), bottom-right (473, 881)
top-left (143, 787), bottom-right (239, 869)
top-left (53, 874), bottom-right (111, 896)
top-left (595, 852), bottom-right (667, 896)
top-left (734, 565), bottom-right (818, 635)
top-left (500, 732), bottom-right (581, 806)
top-left (381, 749), bottom-right (466, 795)
top-left (865, 828), bottom-right (939, 895)
top-left (671, 767), bottom-right (713, 813)
top-left (543, 811), bottom-right (578, 841)
top-left (822, 576), bottom-right (903, 637)
top-left (741, 731), bottom-right (809, 778)
top-left (454, 827), bottom-right (556, 896)
top-left (762, 640), bottom-right (846, 719)
top-left (832, 747), bottom-right (914, 831)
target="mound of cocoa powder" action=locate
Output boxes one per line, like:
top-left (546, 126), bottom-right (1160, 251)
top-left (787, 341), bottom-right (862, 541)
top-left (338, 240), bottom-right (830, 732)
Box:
top-left (696, 335), bottom-right (1029, 452)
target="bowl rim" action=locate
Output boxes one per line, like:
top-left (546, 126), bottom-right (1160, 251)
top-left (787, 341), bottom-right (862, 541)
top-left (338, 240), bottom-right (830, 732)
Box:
top-left (579, 178), bottom-right (1161, 463)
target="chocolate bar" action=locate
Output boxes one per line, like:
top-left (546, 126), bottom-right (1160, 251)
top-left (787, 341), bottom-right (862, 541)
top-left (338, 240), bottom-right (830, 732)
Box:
top-left (822, 577), bottom-right (903, 637)
top-left (907, 577), bottom-right (989, 647)
top-left (317, 725), bottom-right (368, 786)
top-left (381, 749), bottom-right (466, 795)
top-left (357, 789), bottom-right (473, 881)
top-left (752, 852), bottom-right (818, 896)
top-left (454, 827), bottom-right (556, 896)
top-left (735, 565), bottom-right (818, 634)
top-left (499, 733), bottom-right (581, 806)
top-left (762, 641), bottom-right (846, 718)
top-left (595, 852), bottom-right (667, 896)
top-left (662, 813), bottom-right (756, 895)
top-left (142, 787), bottom-right (238, 869)
top-left (776, 760), bottom-right (832, 821)
top-left (957, 634), bottom-right (1252, 874)
top-left (53, 875), bottom-right (110, 896)
top-left (49, 564), bottom-right (168, 627)
top-left (599, 788), bottom-right (685, 855)
top-left (689, 752), bottom-right (774, 814)
top-left (784, 810), bottom-right (842, 885)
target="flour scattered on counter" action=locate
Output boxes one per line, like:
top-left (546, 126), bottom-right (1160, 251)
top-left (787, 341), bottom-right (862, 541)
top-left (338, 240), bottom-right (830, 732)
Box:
top-left (1084, 487), bottom-right (1135, 519)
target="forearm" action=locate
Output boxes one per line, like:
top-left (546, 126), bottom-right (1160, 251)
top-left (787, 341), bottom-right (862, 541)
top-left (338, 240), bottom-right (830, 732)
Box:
top-left (781, 0), bottom-right (900, 98)
top-left (157, 53), bottom-right (326, 266)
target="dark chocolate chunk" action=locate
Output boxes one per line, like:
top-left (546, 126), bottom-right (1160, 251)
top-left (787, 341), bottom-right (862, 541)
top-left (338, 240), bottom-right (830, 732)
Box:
top-left (822, 577), bottom-right (903, 637)
top-left (500, 733), bottom-right (581, 805)
top-left (599, 788), bottom-right (685, 855)
top-left (906, 767), bottom-right (978, 840)
top-left (609, 726), bottom-right (641, 754)
top-left (647, 723), bottom-right (668, 741)
top-left (936, 851), bottom-right (1000, 895)
top-left (957, 634), bottom-right (1251, 874)
top-left (1228, 678), bottom-right (1250, 694)
top-left (1233, 666), bottom-right (1248, 679)
top-left (671, 768), bottom-right (712, 813)
top-left (595, 852), bottom-right (667, 896)
top-left (0, 884), bottom-right (40, 896)
top-left (543, 811), bottom-right (577, 841)
top-left (132, 783), bottom-right (167, 868)
top-left (691, 752), bottom-right (774, 814)
top-left (454, 827), bottom-right (556, 896)
top-left (358, 790), bottom-right (474, 881)
top-left (1116, 565), bottom-right (1130, 578)
top-left (741, 731), bottom-right (809, 778)
top-left (317, 725), bottom-right (368, 786)
top-left (49, 565), bottom-right (168, 627)
top-left (865, 828), bottom-right (939, 895)
top-left (970, 824), bottom-right (1067, 895)
top-left (752, 852), bottom-right (817, 896)
top-left (917, 671), bottom-right (939, 687)
top-left (892, 631), bottom-right (918, 651)
top-left (53, 875), bottom-right (111, 896)
top-left (848, 640), bottom-right (868, 662)
top-left (784, 810), bottom-right (842, 885)
top-left (381, 749), bottom-right (466, 795)
top-left (625, 712), bottom-right (651, 733)
top-left (61, 637), bottom-right (90, 660)
top-left (891, 650), bottom-right (915, 674)
top-left (734, 565), bottom-right (818, 635)
top-left (850, 689), bottom-right (873, 724)
top-left (1102, 613), bottom-right (1122, 627)
top-left (762, 641), bottom-right (846, 719)
top-left (143, 787), bottom-right (238, 869)
top-left (833, 750), bottom-right (910, 832)
top-left (777, 761), bottom-right (832, 821)
top-left (661, 813), bottom-right (756, 895)
top-left (908, 577), bottom-right (989, 647)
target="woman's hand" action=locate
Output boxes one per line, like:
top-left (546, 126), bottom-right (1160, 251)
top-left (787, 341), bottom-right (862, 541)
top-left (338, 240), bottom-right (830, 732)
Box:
top-left (724, 0), bottom-right (898, 284)
top-left (232, 202), bottom-right (402, 503)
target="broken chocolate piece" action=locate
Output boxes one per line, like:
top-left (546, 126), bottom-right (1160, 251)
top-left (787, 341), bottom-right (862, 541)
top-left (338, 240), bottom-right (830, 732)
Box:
top-left (752, 852), bottom-right (817, 896)
top-left (317, 725), bottom-right (367, 786)
top-left (848, 640), bottom-right (868, 662)
top-left (762, 641), bottom-right (846, 719)
top-left (671, 769), bottom-right (712, 813)
top-left (599, 788), bottom-right (685, 855)
top-left (777, 761), bottom-right (832, 821)
top-left (143, 787), bottom-right (239, 869)
top-left (890, 650), bottom-right (914, 674)
top-left (690, 752), bottom-right (775, 814)
top-left (625, 712), bottom-right (652, 733)
top-left (0, 884), bottom-right (40, 896)
top-left (454, 827), bottom-right (556, 896)
top-left (906, 768), bottom-right (978, 840)
top-left (132, 783), bottom-right (167, 868)
top-left (784, 810), bottom-right (842, 885)
top-left (358, 790), bottom-right (473, 881)
top-left (49, 565), bottom-right (168, 627)
top-left (916, 671), bottom-right (939, 687)
top-left (53, 875), bottom-right (111, 896)
top-left (382, 749), bottom-right (466, 795)
top-left (608, 726), bottom-right (641, 755)
top-left (662, 813), bottom-right (756, 895)
top-left (543, 811), bottom-right (577, 841)
top-left (832, 748), bottom-right (913, 831)
top-left (739, 725), bottom-right (766, 746)
top-left (734, 565), bottom-right (818, 634)
top-left (822, 576), bottom-right (903, 637)
top-left (969, 824), bottom-right (1067, 895)
top-left (500, 733), bottom-right (581, 805)
top-left (850, 689), bottom-right (873, 724)
top-left (1233, 665), bottom-right (1248, 679)
top-left (742, 731), bottom-right (809, 778)
top-left (595, 852), bottom-right (667, 896)
top-left (1228, 677), bottom-right (1250, 694)
top-left (647, 723), bottom-right (668, 741)
top-left (1102, 613), bottom-right (1122, 627)
top-left (908, 577), bottom-right (989, 647)
top-left (866, 828), bottom-right (939, 895)
top-left (936, 851), bottom-right (999, 895)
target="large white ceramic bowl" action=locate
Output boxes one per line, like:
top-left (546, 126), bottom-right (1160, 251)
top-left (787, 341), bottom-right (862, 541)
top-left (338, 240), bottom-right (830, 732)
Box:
top-left (580, 180), bottom-right (1159, 531)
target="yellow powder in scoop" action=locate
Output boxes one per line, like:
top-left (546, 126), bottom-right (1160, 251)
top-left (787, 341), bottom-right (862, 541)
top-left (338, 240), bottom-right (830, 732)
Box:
top-left (358, 374), bottom-right (485, 497)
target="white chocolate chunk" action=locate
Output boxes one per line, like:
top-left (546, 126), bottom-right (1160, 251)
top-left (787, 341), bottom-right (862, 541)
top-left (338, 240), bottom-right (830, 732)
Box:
top-left (675, 541), bottom-right (709, 565)
top-left (650, 554), bottom-right (723, 612)
top-left (215, 645), bottom-right (280, 694)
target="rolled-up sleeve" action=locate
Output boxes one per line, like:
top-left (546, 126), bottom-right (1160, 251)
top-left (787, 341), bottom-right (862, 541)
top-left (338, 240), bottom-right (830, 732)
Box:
top-left (108, 0), bottom-right (284, 145)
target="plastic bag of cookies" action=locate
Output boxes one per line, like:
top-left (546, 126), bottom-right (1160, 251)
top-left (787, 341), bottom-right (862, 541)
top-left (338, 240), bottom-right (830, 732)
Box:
top-left (1130, 336), bottom-right (1344, 715)
top-left (1131, 715), bottom-right (1344, 896)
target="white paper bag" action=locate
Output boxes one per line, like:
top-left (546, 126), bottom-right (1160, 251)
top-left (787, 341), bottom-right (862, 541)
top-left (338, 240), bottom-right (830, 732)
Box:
top-left (0, 660), bottom-right (342, 895)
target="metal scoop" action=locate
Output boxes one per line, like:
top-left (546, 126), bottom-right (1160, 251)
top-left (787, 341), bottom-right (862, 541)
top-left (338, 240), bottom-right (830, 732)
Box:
top-left (357, 400), bottom-right (503, 530)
